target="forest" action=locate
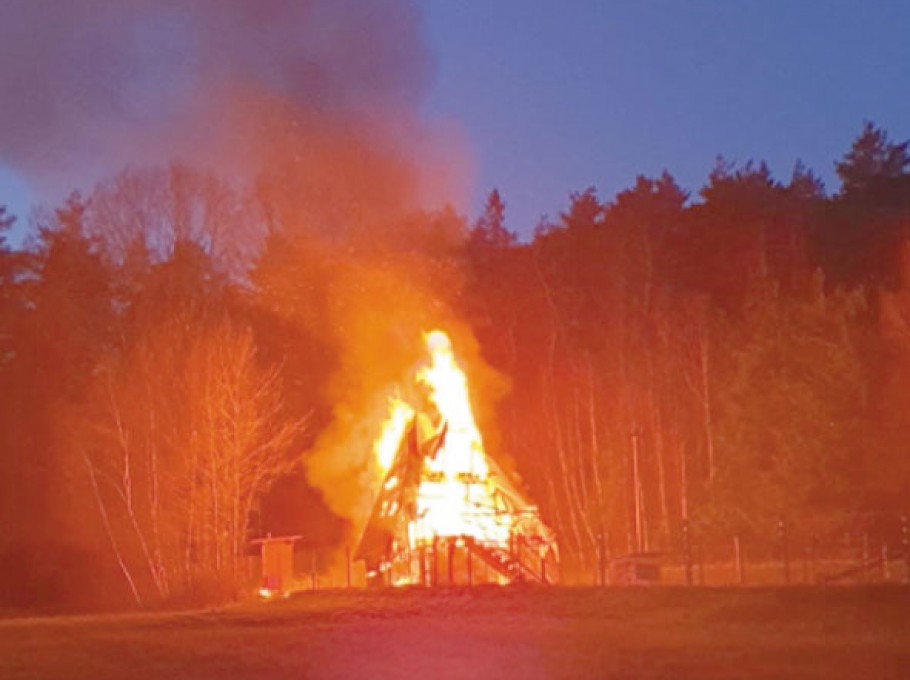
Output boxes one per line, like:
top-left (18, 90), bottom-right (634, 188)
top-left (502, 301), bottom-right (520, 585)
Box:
top-left (1, 121), bottom-right (909, 608)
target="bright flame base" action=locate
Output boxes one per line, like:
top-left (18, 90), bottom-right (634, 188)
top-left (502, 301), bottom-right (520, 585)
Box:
top-left (357, 330), bottom-right (557, 586)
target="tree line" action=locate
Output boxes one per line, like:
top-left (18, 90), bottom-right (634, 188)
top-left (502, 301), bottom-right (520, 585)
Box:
top-left (1, 123), bottom-right (909, 606)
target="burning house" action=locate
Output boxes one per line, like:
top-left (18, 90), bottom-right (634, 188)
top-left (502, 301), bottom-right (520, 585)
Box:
top-left (356, 330), bottom-right (558, 586)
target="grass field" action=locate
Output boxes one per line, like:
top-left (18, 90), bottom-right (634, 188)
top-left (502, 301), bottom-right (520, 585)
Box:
top-left (1, 586), bottom-right (908, 679)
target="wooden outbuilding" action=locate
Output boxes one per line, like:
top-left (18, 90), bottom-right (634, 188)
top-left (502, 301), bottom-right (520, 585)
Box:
top-left (250, 535), bottom-right (300, 596)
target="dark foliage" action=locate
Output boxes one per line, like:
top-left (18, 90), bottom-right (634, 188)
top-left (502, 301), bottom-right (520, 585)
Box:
top-left (1, 123), bottom-right (909, 606)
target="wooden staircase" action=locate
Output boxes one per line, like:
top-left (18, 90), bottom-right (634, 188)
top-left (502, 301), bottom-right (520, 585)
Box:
top-left (468, 539), bottom-right (550, 584)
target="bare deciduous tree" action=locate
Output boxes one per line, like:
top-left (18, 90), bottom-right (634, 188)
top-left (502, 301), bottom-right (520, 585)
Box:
top-left (81, 317), bottom-right (307, 604)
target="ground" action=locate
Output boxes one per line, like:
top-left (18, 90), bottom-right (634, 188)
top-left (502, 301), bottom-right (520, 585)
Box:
top-left (1, 587), bottom-right (908, 679)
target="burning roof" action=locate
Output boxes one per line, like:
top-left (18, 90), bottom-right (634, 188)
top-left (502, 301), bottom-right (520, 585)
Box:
top-left (356, 330), bottom-right (557, 586)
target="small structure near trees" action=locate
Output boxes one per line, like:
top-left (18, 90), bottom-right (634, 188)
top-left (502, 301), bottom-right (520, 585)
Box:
top-left (251, 535), bottom-right (300, 597)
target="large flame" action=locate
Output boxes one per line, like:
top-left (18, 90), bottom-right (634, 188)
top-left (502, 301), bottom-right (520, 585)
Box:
top-left (417, 330), bottom-right (490, 481)
top-left (376, 329), bottom-right (512, 547)
top-left (373, 397), bottom-right (415, 474)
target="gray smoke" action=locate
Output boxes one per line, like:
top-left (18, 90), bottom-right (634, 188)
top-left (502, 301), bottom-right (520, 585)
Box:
top-left (0, 0), bottom-right (438, 198)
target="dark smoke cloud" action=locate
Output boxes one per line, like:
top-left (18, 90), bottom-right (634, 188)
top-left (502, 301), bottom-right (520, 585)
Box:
top-left (0, 0), bottom-right (461, 203)
top-left (0, 0), bottom-right (484, 541)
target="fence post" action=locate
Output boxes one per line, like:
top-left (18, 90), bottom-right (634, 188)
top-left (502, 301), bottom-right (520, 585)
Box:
top-left (447, 538), bottom-right (456, 585)
top-left (466, 541), bottom-right (473, 586)
top-left (431, 537), bottom-right (439, 587)
top-left (598, 531), bottom-right (607, 587)
top-left (419, 545), bottom-right (427, 586)
top-left (809, 536), bottom-right (817, 584)
top-left (683, 519), bottom-right (693, 586)
top-left (778, 519), bottom-right (790, 585)
top-left (902, 515), bottom-right (909, 585)
top-left (734, 535), bottom-right (744, 586)
top-left (345, 545), bottom-right (352, 588)
top-left (697, 542), bottom-right (705, 586)
top-left (862, 531), bottom-right (870, 584)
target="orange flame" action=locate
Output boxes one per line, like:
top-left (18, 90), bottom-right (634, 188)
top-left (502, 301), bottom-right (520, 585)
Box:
top-left (373, 397), bottom-right (414, 475)
top-left (375, 329), bottom-right (512, 547)
top-left (417, 330), bottom-right (489, 481)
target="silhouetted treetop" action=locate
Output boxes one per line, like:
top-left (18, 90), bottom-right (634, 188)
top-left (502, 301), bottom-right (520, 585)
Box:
top-left (836, 121), bottom-right (910, 195)
top-left (470, 189), bottom-right (515, 250)
top-left (560, 187), bottom-right (603, 230)
top-left (787, 160), bottom-right (826, 201)
top-left (0, 205), bottom-right (14, 251)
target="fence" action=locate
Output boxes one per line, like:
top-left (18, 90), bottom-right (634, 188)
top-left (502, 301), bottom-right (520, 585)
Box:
top-left (248, 514), bottom-right (910, 591)
top-left (560, 514), bottom-right (910, 587)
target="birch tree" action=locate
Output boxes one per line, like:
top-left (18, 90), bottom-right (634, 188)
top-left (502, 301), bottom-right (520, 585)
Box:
top-left (82, 317), bottom-right (306, 604)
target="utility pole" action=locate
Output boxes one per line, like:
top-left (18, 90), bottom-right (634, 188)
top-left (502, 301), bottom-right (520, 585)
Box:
top-left (631, 429), bottom-right (644, 553)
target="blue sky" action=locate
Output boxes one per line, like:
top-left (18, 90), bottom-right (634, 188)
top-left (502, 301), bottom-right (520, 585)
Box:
top-left (420, 0), bottom-right (910, 236)
top-left (0, 163), bottom-right (33, 236)
top-left (1, 1), bottom-right (908, 242)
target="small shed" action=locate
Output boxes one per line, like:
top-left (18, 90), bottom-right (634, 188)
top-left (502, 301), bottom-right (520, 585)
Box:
top-left (250, 535), bottom-right (300, 596)
top-left (609, 552), bottom-right (662, 585)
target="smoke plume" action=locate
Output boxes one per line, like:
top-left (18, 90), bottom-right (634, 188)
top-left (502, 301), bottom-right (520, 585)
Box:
top-left (302, 247), bottom-right (508, 537)
top-left (0, 0), bottom-right (490, 541)
top-left (0, 0), bottom-right (469, 209)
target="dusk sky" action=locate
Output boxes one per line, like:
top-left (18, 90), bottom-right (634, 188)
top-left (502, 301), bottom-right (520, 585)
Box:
top-left (1, 1), bottom-right (909, 241)
top-left (421, 0), bottom-right (910, 236)
top-left (7, 3), bottom-right (910, 652)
